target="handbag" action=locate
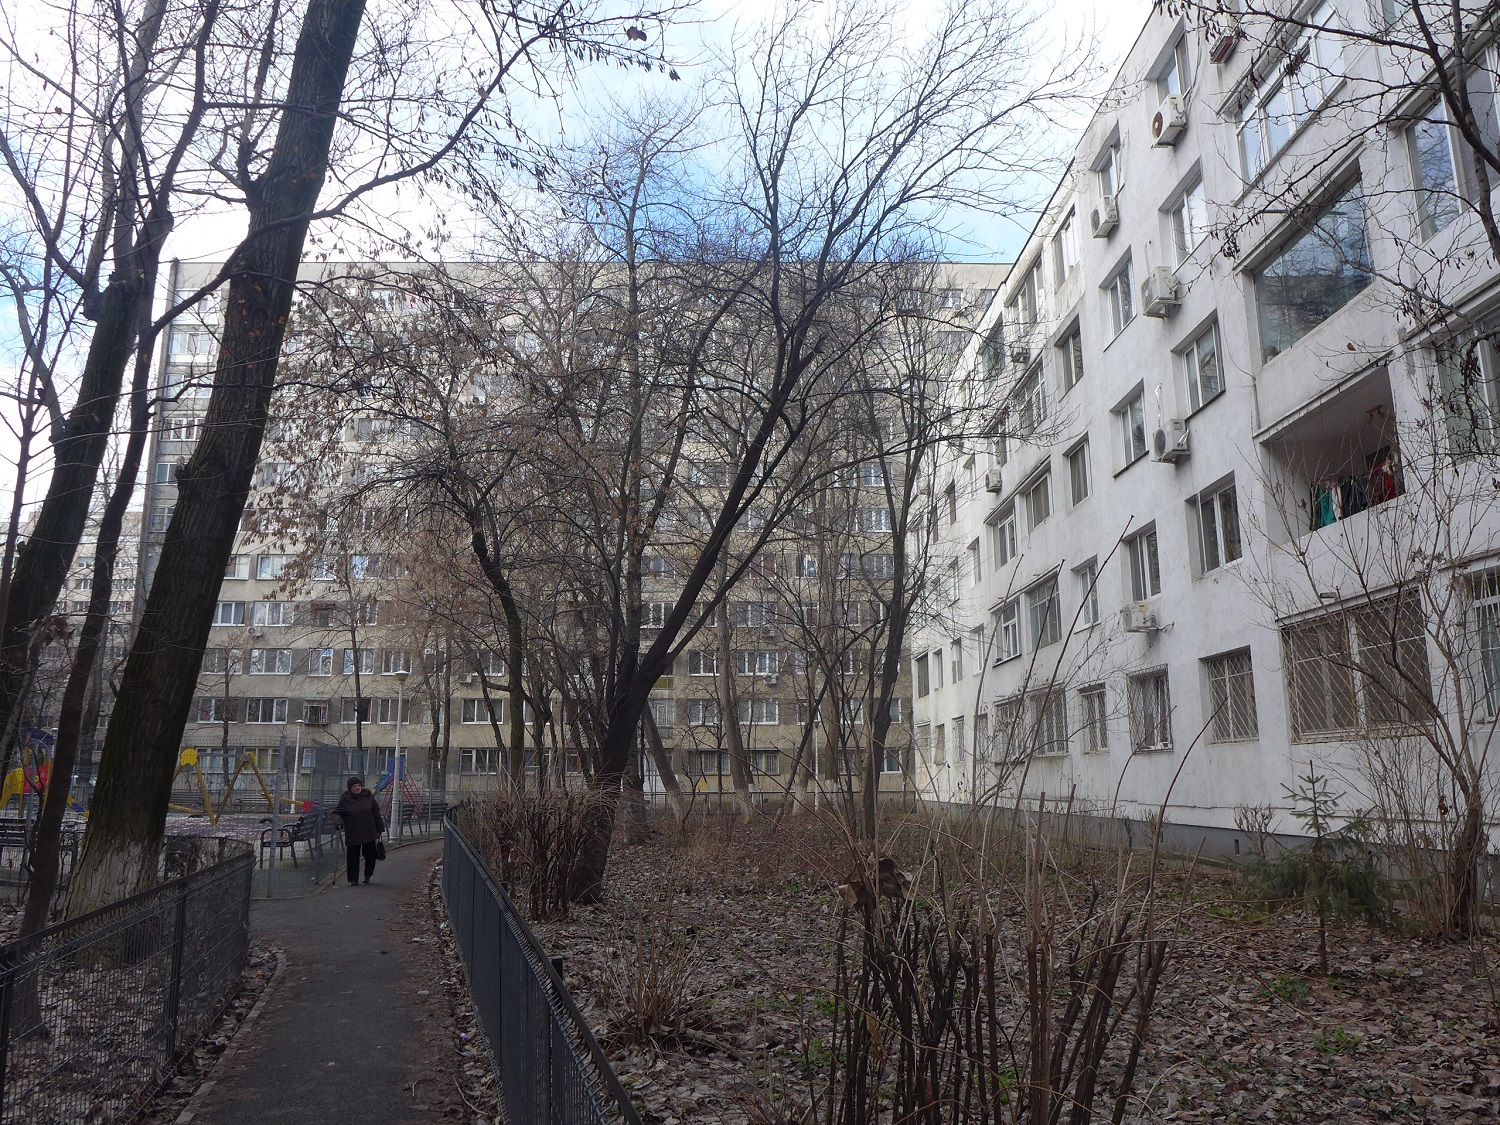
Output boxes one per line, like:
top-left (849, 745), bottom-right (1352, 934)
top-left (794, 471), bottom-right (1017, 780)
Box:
top-left (374, 838), bottom-right (387, 861)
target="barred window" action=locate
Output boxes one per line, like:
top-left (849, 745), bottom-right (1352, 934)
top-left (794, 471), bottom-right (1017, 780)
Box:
top-left (1475, 569), bottom-right (1500, 716)
top-left (1079, 685), bottom-right (1108, 753)
top-left (1128, 669), bottom-right (1172, 752)
top-left (1282, 592), bottom-right (1430, 741)
top-left (1028, 691), bottom-right (1068, 756)
top-left (1205, 649), bottom-right (1258, 741)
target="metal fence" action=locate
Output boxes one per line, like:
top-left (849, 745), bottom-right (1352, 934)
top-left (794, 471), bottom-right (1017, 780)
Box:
top-left (0, 851), bottom-right (254, 1123)
top-left (443, 818), bottom-right (641, 1125)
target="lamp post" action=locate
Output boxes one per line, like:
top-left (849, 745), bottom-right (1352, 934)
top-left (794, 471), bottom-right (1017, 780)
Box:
top-left (290, 719), bottom-right (305, 807)
top-left (391, 669), bottom-right (409, 840)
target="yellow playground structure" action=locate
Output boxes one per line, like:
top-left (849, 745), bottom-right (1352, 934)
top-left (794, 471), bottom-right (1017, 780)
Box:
top-left (1, 729), bottom-right (87, 815)
top-left (168, 748), bottom-right (301, 825)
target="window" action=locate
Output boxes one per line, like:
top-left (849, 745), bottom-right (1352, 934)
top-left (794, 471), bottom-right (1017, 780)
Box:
top-left (1118, 390), bottom-right (1147, 464)
top-left (1128, 670), bottom-right (1172, 752)
top-left (916, 654), bottom-right (931, 697)
top-left (1053, 209), bottom-right (1081, 284)
top-left (1409, 110), bottom-right (1461, 239)
top-left (1170, 177), bottom-right (1208, 264)
top-left (687, 651), bottom-right (718, 676)
top-left (196, 697), bottom-right (233, 723)
top-left (735, 650), bottom-right (779, 676)
top-left (340, 697), bottom-right (371, 724)
top-left (750, 553), bottom-right (778, 579)
top-left (1067, 441), bottom-right (1091, 505)
top-left (1075, 558), bottom-right (1100, 626)
top-left (644, 555), bottom-right (676, 579)
top-left (1198, 481), bottom-right (1242, 572)
top-left (995, 600), bottom-right (1021, 662)
top-left (376, 698), bottom-right (411, 725)
top-left (1026, 577), bottom-right (1061, 649)
top-left (381, 650), bottom-right (411, 674)
top-left (750, 750), bottom-right (781, 775)
top-left (1079, 686), bottom-right (1108, 753)
top-left (990, 505), bottom-right (1018, 567)
top-left (248, 648), bottom-right (291, 675)
top-left (148, 506), bottom-right (174, 534)
top-left (1014, 365), bottom-right (1046, 436)
top-left (251, 600), bottom-right (293, 627)
top-left (1437, 334), bottom-right (1500, 455)
top-left (944, 482), bottom-right (959, 523)
top-left (690, 462), bottom-right (730, 487)
top-left (201, 648), bottom-right (241, 675)
top-left (935, 330), bottom-right (966, 354)
top-left (858, 463), bottom-right (890, 488)
top-left (950, 637), bottom-right (966, 683)
top-left (643, 602), bottom-right (668, 628)
top-left (966, 539), bottom-right (982, 586)
top-left (648, 698), bottom-right (675, 729)
top-left (162, 413), bottom-right (202, 444)
top-left (303, 700), bottom-right (330, 725)
top-left (1282, 592), bottom-right (1430, 740)
top-left (1058, 327), bottom-right (1084, 392)
top-left (256, 554), bottom-right (291, 580)
top-left (1105, 262), bottom-right (1133, 336)
top-left (1206, 649), bottom-right (1259, 741)
top-left (1235, 3), bottom-right (1341, 179)
top-left (1474, 569), bottom-right (1500, 716)
top-left (1256, 180), bottom-right (1372, 361)
top-left (861, 508), bottom-right (894, 533)
top-left (309, 647), bottom-right (334, 676)
top-left (245, 698), bottom-right (288, 724)
top-left (460, 747), bottom-right (498, 774)
top-left (1128, 526), bottom-right (1162, 599)
top-left (153, 461), bottom-right (174, 485)
top-left (930, 649), bottom-right (945, 691)
top-left (1024, 474), bottom-right (1051, 531)
top-left (1158, 35), bottom-right (1191, 99)
top-left (933, 723), bottom-right (947, 765)
top-left (687, 698), bottom-right (720, 726)
top-left (737, 700), bottom-right (780, 725)
top-left (461, 698), bottom-right (499, 724)
top-left (213, 601), bottom-right (245, 626)
top-left (863, 553), bottom-right (895, 580)
top-left (343, 648), bottom-right (376, 676)
top-left (1029, 691), bottom-right (1068, 756)
top-left (1097, 140), bottom-right (1123, 198)
top-left (1183, 322), bottom-right (1222, 411)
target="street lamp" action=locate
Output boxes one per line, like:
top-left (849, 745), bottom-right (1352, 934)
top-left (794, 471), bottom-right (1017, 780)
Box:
top-left (390, 669), bottom-right (410, 840)
top-left (290, 719), bottom-right (305, 807)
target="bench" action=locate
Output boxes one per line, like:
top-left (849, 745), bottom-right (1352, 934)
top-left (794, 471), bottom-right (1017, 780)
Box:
top-left (259, 814), bottom-right (338, 867)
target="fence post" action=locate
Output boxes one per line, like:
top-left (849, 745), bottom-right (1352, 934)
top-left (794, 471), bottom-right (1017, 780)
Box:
top-left (0, 952), bottom-right (15, 1121)
top-left (163, 886), bottom-right (189, 1059)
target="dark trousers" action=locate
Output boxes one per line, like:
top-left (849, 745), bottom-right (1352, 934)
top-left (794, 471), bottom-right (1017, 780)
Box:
top-left (346, 841), bottom-right (378, 883)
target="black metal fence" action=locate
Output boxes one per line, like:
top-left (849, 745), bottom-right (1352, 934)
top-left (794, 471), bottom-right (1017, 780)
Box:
top-left (0, 851), bottom-right (254, 1123)
top-left (443, 819), bottom-right (642, 1125)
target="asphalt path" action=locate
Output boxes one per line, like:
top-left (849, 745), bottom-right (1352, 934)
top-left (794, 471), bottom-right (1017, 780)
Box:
top-left (185, 839), bottom-right (446, 1124)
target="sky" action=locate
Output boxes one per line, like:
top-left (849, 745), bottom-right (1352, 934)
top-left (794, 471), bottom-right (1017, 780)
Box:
top-left (1, 0), bottom-right (1151, 515)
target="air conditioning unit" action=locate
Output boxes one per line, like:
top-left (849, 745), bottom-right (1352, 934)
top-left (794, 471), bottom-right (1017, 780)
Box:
top-left (1140, 267), bottom-right (1181, 318)
top-left (1152, 419), bottom-right (1190, 463)
top-left (762, 674), bottom-right (779, 687)
top-left (1121, 602), bottom-right (1159, 633)
top-left (1009, 343), bottom-right (1031, 368)
top-left (1151, 96), bottom-right (1188, 146)
top-left (761, 625), bottom-right (778, 639)
top-left (461, 673), bottom-right (477, 685)
top-left (1208, 22), bottom-right (1240, 64)
top-left (1090, 196), bottom-right (1119, 238)
top-left (245, 626), bottom-right (263, 637)
top-left (983, 468), bottom-right (1003, 493)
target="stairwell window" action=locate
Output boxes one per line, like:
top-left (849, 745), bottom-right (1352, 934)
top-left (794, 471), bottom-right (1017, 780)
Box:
top-left (1170, 177), bottom-right (1208, 264)
top-left (1184, 322), bottom-right (1223, 411)
top-left (994, 600), bottom-right (1021, 663)
top-left (1117, 389), bottom-right (1147, 465)
top-left (1024, 473), bottom-right (1051, 530)
top-left (1075, 558), bottom-right (1100, 626)
top-left (1436, 334), bottom-right (1500, 456)
top-left (1068, 440), bottom-right (1091, 505)
top-left (1409, 108), bottom-right (1461, 240)
top-left (1474, 568), bottom-right (1500, 716)
top-left (990, 505), bottom-right (1018, 566)
top-left (1026, 576), bottom-right (1061, 649)
top-left (1058, 327), bottom-right (1085, 392)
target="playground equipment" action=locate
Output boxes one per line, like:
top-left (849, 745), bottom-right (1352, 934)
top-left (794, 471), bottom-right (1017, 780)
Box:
top-left (167, 748), bottom-right (301, 825)
top-left (1, 728), bottom-right (87, 815)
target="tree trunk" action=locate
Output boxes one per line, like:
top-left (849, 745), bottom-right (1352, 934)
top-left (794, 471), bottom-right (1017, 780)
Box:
top-left (641, 704), bottom-right (688, 824)
top-left (1447, 783), bottom-right (1484, 936)
top-left (717, 598), bottom-right (755, 820)
top-left (69, 0), bottom-right (370, 915)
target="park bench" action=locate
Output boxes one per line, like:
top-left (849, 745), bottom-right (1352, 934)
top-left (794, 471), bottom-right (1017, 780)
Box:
top-left (259, 814), bottom-right (337, 867)
top-left (0, 817), bottom-right (29, 874)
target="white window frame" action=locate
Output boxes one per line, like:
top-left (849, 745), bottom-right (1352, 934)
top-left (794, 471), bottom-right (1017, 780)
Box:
top-left (1117, 390), bottom-right (1147, 465)
top-left (1026, 576), bottom-right (1061, 649)
top-left (1075, 558), bottom-right (1100, 626)
top-left (1205, 649), bottom-right (1259, 742)
top-left (245, 697), bottom-right (289, 724)
top-left (1058, 326), bottom-right (1084, 392)
top-left (1079, 685), bottom-right (1108, 753)
top-left (1127, 669), bottom-right (1172, 752)
top-left (1128, 526), bottom-right (1162, 600)
top-left (1067, 440), bottom-right (1091, 505)
top-left (996, 600), bottom-right (1022, 663)
top-left (248, 648), bottom-right (292, 675)
top-left (213, 600), bottom-right (246, 626)
top-left (1025, 473), bottom-right (1051, 531)
top-left (991, 505), bottom-right (1018, 567)
top-left (1170, 177), bottom-right (1208, 265)
top-left (1184, 322), bottom-right (1223, 412)
top-left (1105, 261), bottom-right (1133, 337)
top-left (1197, 480), bottom-right (1243, 573)
top-left (687, 651), bottom-right (718, 677)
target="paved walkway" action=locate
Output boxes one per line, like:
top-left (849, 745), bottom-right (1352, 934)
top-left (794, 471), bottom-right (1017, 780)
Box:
top-left (186, 840), bottom-right (448, 1125)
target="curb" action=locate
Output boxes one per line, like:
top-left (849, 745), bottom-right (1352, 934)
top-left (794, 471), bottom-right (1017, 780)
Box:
top-left (174, 947), bottom-right (287, 1125)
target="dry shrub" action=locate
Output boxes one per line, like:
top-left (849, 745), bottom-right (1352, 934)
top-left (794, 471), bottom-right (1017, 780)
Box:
top-left (457, 788), bottom-right (610, 919)
top-left (595, 894), bottom-right (711, 1048)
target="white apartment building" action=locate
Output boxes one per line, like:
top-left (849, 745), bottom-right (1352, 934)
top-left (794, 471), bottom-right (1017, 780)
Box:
top-left (912, 1), bottom-right (1500, 845)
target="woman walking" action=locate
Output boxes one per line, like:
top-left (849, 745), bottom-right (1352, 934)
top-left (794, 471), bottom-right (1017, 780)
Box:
top-left (333, 776), bottom-right (385, 885)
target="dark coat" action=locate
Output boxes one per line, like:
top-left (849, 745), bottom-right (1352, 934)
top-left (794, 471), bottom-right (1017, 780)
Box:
top-left (333, 789), bottom-right (385, 846)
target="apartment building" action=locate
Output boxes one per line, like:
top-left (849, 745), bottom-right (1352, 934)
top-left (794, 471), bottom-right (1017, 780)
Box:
top-left (140, 258), bottom-right (1006, 798)
top-left (912, 1), bottom-right (1500, 840)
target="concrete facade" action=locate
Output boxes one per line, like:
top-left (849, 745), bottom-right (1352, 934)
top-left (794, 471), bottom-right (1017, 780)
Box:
top-left (910, 1), bottom-right (1500, 842)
